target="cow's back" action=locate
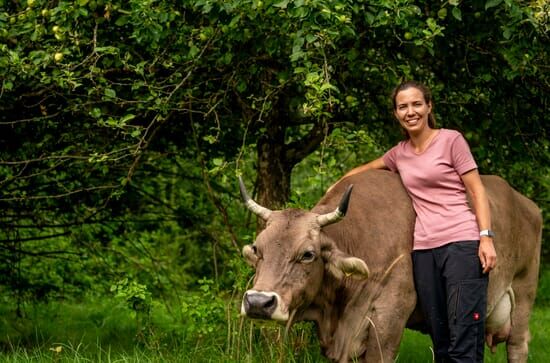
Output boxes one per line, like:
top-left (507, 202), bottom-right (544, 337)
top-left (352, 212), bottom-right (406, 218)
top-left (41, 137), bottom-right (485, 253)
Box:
top-left (315, 171), bottom-right (542, 277)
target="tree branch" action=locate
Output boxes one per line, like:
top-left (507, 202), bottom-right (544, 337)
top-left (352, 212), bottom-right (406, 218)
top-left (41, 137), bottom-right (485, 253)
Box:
top-left (285, 120), bottom-right (334, 166)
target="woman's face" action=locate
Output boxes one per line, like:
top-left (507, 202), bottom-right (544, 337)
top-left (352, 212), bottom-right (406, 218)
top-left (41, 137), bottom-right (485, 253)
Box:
top-left (393, 87), bottom-right (432, 135)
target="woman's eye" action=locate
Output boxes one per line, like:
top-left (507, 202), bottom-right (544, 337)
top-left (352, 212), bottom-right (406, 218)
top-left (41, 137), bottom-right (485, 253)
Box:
top-left (300, 251), bottom-right (316, 263)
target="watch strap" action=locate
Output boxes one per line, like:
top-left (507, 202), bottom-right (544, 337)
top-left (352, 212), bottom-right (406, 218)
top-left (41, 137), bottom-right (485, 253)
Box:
top-left (479, 229), bottom-right (495, 238)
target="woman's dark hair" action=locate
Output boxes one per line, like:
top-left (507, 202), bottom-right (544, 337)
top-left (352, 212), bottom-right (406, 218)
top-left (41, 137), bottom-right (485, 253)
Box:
top-left (391, 80), bottom-right (436, 128)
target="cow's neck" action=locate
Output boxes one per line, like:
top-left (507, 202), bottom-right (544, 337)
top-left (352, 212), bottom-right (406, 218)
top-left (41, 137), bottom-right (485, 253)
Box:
top-left (299, 275), bottom-right (353, 357)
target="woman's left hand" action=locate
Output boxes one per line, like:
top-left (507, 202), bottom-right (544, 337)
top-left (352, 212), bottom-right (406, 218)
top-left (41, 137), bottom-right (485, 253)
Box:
top-left (479, 237), bottom-right (497, 273)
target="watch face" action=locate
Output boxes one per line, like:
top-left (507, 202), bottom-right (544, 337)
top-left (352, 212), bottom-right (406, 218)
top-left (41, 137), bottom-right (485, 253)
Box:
top-left (480, 230), bottom-right (494, 237)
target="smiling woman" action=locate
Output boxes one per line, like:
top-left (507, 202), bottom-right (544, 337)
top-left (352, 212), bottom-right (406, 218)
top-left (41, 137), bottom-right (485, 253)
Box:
top-left (392, 82), bottom-right (435, 145)
top-left (332, 80), bottom-right (499, 362)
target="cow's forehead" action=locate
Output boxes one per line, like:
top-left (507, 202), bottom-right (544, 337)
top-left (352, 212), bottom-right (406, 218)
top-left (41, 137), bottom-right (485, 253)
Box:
top-left (255, 209), bottom-right (320, 248)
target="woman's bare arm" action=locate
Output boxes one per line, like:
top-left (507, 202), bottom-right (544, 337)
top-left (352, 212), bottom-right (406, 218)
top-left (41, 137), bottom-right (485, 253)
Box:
top-left (327, 157), bottom-right (387, 192)
top-left (461, 169), bottom-right (497, 274)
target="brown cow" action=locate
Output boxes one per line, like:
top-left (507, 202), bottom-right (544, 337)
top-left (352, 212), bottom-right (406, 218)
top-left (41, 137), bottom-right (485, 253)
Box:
top-left (239, 170), bottom-right (542, 363)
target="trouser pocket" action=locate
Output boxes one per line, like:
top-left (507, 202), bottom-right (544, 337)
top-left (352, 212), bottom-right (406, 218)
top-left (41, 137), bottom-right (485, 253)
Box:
top-left (447, 277), bottom-right (488, 362)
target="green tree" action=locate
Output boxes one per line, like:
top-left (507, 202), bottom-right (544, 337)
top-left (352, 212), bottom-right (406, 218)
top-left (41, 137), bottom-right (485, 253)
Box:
top-left (0, 0), bottom-right (548, 302)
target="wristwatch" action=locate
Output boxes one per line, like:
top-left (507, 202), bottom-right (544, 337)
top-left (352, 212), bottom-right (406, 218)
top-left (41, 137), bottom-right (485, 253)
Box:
top-left (480, 229), bottom-right (495, 238)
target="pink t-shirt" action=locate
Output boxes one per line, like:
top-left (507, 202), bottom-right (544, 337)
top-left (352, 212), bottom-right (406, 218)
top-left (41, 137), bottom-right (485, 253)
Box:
top-left (383, 129), bottom-right (479, 250)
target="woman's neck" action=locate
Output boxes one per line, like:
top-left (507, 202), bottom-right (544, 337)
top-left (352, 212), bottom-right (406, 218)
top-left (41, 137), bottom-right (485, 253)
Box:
top-left (409, 128), bottom-right (438, 154)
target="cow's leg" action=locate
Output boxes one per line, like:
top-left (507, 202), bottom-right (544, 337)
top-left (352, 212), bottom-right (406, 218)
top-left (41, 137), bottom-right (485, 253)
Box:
top-left (360, 263), bottom-right (416, 363)
top-left (506, 269), bottom-right (538, 363)
top-left (325, 262), bottom-right (416, 363)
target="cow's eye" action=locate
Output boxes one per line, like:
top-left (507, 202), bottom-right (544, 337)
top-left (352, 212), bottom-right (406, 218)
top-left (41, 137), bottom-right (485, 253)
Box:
top-left (300, 251), bottom-right (316, 263)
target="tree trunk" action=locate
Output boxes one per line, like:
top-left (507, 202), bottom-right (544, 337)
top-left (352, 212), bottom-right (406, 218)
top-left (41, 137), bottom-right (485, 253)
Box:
top-left (254, 115), bottom-right (331, 230)
top-left (257, 125), bottom-right (291, 212)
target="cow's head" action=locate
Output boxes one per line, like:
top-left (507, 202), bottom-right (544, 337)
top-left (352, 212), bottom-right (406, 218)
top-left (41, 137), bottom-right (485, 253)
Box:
top-left (238, 177), bottom-right (369, 322)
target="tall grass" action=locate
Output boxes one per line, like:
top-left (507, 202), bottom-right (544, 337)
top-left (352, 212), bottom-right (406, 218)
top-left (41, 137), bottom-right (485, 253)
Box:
top-left (0, 296), bottom-right (324, 362)
top-left (1, 269), bottom-right (549, 363)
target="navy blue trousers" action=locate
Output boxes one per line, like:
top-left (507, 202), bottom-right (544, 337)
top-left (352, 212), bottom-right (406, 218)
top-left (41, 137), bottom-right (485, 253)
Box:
top-left (412, 241), bottom-right (488, 363)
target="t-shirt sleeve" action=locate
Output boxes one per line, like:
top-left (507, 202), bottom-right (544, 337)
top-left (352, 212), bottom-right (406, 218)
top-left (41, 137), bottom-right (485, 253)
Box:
top-left (451, 132), bottom-right (477, 175)
top-left (382, 145), bottom-right (399, 172)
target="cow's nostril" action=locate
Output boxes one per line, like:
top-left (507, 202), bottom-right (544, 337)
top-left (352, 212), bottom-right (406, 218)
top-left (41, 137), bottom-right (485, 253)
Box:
top-left (264, 295), bottom-right (276, 308)
top-left (244, 292), bottom-right (278, 319)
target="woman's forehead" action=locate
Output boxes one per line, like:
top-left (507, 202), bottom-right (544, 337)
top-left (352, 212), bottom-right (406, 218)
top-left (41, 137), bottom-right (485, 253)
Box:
top-left (395, 87), bottom-right (425, 103)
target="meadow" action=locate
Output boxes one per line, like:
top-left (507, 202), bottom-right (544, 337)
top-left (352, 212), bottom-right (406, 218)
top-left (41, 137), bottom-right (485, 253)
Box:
top-left (0, 267), bottom-right (548, 363)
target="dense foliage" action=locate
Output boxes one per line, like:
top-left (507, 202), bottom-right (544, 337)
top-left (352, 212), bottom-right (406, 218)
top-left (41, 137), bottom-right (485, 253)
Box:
top-left (0, 0), bottom-right (548, 328)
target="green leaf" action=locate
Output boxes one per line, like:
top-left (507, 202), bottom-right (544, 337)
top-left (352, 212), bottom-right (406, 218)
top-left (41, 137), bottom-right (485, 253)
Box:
top-left (90, 108), bottom-right (102, 118)
top-left (273, 0), bottom-right (289, 9)
top-left (236, 79), bottom-right (247, 92)
top-left (305, 72), bottom-right (320, 83)
top-left (115, 16), bottom-right (129, 27)
top-left (320, 83), bottom-right (339, 93)
top-left (426, 18), bottom-right (438, 31)
top-left (104, 88), bottom-right (116, 98)
top-left (485, 0), bottom-right (503, 10)
top-left (365, 11), bottom-right (375, 25)
top-left (120, 114), bottom-right (136, 123)
top-left (452, 7), bottom-right (462, 21)
top-left (78, 7), bottom-right (89, 16)
top-left (95, 46), bottom-right (119, 55)
top-left (305, 34), bottom-right (316, 43)
top-left (221, 52), bottom-right (233, 65)
top-left (188, 45), bottom-right (199, 59)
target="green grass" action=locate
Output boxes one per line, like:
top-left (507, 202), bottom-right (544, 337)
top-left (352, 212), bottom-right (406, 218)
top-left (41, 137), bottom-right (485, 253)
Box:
top-left (397, 307), bottom-right (550, 362)
top-left (0, 290), bottom-right (549, 362)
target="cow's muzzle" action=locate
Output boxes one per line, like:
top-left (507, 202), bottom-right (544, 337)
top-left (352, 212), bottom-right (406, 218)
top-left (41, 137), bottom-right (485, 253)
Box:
top-left (241, 290), bottom-right (289, 321)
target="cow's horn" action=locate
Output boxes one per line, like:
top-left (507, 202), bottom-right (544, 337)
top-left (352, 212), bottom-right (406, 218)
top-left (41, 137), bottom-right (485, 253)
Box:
top-left (317, 185), bottom-right (354, 227)
top-left (238, 176), bottom-right (272, 221)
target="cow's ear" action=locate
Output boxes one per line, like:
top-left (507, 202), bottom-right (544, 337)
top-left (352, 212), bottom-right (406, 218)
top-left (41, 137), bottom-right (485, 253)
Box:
top-left (242, 244), bottom-right (258, 268)
top-left (322, 248), bottom-right (369, 280)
